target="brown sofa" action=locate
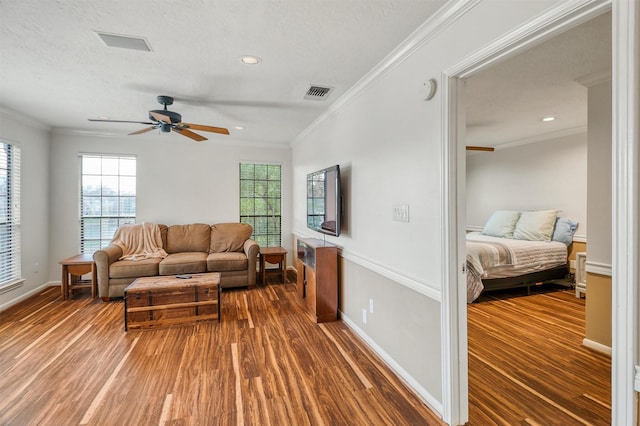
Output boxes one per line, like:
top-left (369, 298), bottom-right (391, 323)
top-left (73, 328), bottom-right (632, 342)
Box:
top-left (93, 223), bottom-right (259, 300)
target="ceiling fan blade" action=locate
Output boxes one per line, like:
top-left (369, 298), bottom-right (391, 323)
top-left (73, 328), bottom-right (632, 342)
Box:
top-left (178, 123), bottom-right (230, 135)
top-left (149, 111), bottom-right (173, 124)
top-left (466, 146), bottom-right (495, 152)
top-left (129, 126), bottom-right (156, 136)
top-left (172, 128), bottom-right (207, 142)
top-left (88, 119), bottom-right (155, 125)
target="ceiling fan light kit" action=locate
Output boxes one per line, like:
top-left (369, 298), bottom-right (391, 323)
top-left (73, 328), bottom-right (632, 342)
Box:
top-left (88, 95), bottom-right (229, 141)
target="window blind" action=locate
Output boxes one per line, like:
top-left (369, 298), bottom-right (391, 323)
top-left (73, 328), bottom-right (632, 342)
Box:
top-left (0, 143), bottom-right (21, 287)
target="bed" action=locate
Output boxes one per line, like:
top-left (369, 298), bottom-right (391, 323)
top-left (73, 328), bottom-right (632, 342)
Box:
top-left (467, 209), bottom-right (577, 303)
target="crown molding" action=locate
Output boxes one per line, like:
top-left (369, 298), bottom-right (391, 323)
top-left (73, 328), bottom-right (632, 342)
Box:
top-left (291, 0), bottom-right (482, 147)
top-left (491, 126), bottom-right (588, 151)
top-left (445, 0), bottom-right (611, 78)
top-left (0, 106), bottom-right (51, 131)
top-left (51, 127), bottom-right (291, 150)
top-left (575, 69), bottom-right (612, 87)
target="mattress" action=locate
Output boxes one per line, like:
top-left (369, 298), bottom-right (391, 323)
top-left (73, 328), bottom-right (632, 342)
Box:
top-left (466, 231), bottom-right (568, 302)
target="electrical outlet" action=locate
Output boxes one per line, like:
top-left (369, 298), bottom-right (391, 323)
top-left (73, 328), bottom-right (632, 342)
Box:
top-left (362, 308), bottom-right (367, 324)
top-left (369, 298), bottom-right (374, 314)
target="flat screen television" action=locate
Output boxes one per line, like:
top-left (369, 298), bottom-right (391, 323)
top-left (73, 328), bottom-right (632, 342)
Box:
top-left (306, 164), bottom-right (341, 236)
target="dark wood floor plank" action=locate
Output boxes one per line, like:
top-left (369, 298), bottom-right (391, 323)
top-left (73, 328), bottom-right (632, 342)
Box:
top-left (0, 281), bottom-right (445, 425)
top-left (468, 286), bottom-right (611, 425)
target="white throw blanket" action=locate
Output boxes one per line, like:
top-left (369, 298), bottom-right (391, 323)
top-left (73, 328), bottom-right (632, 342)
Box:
top-left (112, 222), bottom-right (168, 261)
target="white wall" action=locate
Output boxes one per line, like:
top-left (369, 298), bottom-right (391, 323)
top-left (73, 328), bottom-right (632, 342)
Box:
top-left (291, 0), bottom-right (559, 417)
top-left (0, 110), bottom-right (51, 309)
top-left (586, 80), bottom-right (612, 265)
top-left (48, 131), bottom-right (292, 281)
top-left (466, 132), bottom-right (588, 240)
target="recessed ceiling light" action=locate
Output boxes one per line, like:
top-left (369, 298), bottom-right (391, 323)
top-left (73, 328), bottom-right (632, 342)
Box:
top-left (240, 56), bottom-right (260, 65)
top-left (233, 126), bottom-right (244, 130)
top-left (542, 116), bottom-right (556, 122)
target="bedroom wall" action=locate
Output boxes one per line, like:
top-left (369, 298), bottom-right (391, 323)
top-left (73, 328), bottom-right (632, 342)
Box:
top-left (466, 132), bottom-right (588, 241)
top-left (290, 0), bottom-right (561, 416)
top-left (585, 79), bottom-right (612, 349)
top-left (47, 130), bottom-right (292, 283)
top-left (0, 109), bottom-right (51, 310)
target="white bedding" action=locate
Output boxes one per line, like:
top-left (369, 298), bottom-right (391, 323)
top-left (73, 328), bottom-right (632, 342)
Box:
top-left (466, 231), bottom-right (568, 303)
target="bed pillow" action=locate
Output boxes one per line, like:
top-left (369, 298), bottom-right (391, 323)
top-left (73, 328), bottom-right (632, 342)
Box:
top-left (513, 210), bottom-right (558, 241)
top-left (552, 218), bottom-right (578, 245)
top-left (481, 210), bottom-right (521, 238)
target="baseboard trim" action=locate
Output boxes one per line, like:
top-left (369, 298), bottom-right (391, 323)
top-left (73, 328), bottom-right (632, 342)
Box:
top-left (0, 281), bottom-right (57, 312)
top-left (582, 338), bottom-right (612, 356)
top-left (341, 311), bottom-right (444, 419)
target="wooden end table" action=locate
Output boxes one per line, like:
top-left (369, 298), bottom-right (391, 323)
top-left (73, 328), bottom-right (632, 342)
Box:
top-left (59, 254), bottom-right (97, 300)
top-left (259, 246), bottom-right (288, 285)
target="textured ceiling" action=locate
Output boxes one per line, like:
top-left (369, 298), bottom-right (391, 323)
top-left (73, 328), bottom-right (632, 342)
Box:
top-left (0, 0), bottom-right (446, 145)
top-left (0, 2), bottom-right (612, 148)
top-left (465, 11), bottom-right (611, 148)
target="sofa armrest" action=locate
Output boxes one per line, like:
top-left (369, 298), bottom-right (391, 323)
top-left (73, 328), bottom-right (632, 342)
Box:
top-left (93, 244), bottom-right (123, 298)
top-left (243, 239), bottom-right (259, 286)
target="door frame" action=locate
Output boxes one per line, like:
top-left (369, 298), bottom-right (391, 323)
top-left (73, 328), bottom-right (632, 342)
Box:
top-left (440, 0), bottom-right (639, 424)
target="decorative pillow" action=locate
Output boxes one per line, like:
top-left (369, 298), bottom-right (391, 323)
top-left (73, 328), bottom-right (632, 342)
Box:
top-left (552, 218), bottom-right (578, 245)
top-left (513, 210), bottom-right (558, 241)
top-left (210, 223), bottom-right (253, 253)
top-left (481, 210), bottom-right (521, 238)
top-left (166, 223), bottom-right (211, 253)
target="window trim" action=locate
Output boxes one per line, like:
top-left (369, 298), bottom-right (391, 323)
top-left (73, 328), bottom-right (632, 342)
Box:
top-left (239, 162), bottom-right (282, 248)
top-left (79, 153), bottom-right (137, 255)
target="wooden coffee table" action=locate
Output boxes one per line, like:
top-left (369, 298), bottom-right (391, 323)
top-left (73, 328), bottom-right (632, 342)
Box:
top-left (124, 273), bottom-right (221, 331)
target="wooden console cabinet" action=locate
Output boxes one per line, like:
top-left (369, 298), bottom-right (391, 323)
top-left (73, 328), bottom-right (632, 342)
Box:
top-left (296, 238), bottom-right (338, 323)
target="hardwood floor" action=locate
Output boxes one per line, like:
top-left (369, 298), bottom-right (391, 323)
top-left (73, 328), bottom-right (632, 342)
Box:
top-left (468, 285), bottom-right (612, 425)
top-left (0, 281), bottom-right (444, 425)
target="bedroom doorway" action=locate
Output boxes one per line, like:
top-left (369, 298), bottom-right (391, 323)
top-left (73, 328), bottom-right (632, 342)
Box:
top-left (439, 1), bottom-right (639, 424)
top-left (462, 12), bottom-right (612, 422)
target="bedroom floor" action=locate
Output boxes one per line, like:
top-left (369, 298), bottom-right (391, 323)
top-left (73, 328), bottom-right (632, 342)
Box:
top-left (467, 284), bottom-right (611, 425)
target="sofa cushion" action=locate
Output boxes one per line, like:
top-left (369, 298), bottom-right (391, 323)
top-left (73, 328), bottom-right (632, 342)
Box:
top-left (158, 224), bottom-right (168, 249)
top-left (210, 223), bottom-right (253, 253)
top-left (166, 223), bottom-right (211, 253)
top-left (110, 257), bottom-right (161, 279)
top-left (207, 252), bottom-right (248, 272)
top-left (159, 252), bottom-right (208, 275)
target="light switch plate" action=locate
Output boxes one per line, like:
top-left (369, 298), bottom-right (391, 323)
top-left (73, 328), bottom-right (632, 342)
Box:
top-left (393, 204), bottom-right (409, 222)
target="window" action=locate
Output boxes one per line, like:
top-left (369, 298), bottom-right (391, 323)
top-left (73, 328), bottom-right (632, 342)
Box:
top-left (0, 142), bottom-right (21, 287)
top-left (80, 155), bottom-right (136, 254)
top-left (239, 163), bottom-right (281, 247)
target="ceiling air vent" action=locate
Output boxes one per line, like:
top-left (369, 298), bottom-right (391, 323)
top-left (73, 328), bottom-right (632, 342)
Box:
top-left (96, 32), bottom-right (152, 52)
top-left (304, 85), bottom-right (333, 101)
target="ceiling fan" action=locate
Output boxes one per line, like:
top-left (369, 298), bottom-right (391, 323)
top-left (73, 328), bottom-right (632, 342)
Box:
top-left (88, 95), bottom-right (229, 141)
top-left (466, 146), bottom-right (495, 152)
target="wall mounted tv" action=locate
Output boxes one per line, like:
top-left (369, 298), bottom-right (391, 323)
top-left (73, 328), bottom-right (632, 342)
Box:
top-left (307, 164), bottom-right (342, 237)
